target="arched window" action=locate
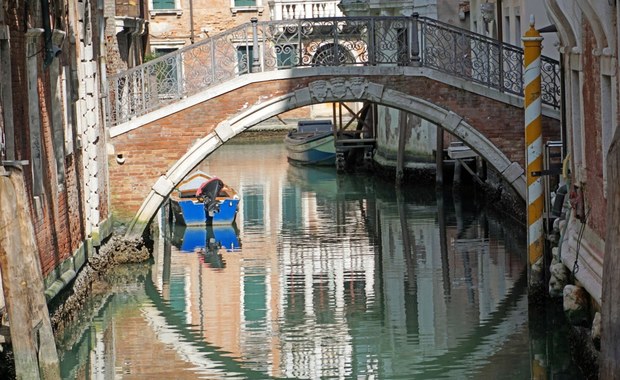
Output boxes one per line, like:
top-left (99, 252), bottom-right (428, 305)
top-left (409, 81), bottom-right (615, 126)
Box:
top-left (311, 43), bottom-right (354, 66)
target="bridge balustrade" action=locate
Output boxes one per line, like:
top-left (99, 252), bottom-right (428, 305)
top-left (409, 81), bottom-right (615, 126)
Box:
top-left (106, 15), bottom-right (560, 127)
top-left (271, 0), bottom-right (343, 20)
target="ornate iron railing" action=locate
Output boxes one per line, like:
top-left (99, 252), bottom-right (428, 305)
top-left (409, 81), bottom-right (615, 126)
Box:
top-left (106, 15), bottom-right (561, 126)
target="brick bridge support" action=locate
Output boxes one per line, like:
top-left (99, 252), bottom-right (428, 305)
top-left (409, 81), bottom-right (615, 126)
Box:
top-left (108, 68), bottom-right (560, 237)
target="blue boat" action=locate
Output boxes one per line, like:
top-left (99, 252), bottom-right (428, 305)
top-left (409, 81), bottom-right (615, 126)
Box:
top-left (170, 171), bottom-right (240, 225)
top-left (284, 120), bottom-right (336, 165)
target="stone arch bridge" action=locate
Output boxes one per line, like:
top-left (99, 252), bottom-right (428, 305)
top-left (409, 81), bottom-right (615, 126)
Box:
top-left (106, 16), bottom-right (561, 237)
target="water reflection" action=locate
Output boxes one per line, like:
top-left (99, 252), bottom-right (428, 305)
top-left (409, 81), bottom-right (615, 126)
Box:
top-left (172, 224), bottom-right (241, 269)
top-left (57, 140), bottom-right (577, 379)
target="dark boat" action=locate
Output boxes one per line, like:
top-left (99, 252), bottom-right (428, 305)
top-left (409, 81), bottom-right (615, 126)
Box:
top-left (284, 120), bottom-right (336, 165)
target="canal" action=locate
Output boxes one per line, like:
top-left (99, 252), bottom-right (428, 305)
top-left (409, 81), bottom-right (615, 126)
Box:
top-left (55, 135), bottom-right (584, 379)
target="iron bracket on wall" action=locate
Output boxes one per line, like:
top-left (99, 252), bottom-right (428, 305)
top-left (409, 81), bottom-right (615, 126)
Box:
top-left (531, 168), bottom-right (561, 177)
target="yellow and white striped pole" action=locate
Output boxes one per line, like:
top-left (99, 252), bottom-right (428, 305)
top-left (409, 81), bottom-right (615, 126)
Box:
top-left (522, 16), bottom-right (544, 285)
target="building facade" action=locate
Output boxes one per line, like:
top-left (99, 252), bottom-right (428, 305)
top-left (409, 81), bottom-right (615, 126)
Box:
top-left (105, 1), bottom-right (149, 75)
top-left (542, 1), bottom-right (619, 375)
top-left (0, 0), bottom-right (120, 303)
top-left (147, 0), bottom-right (273, 57)
top-left (465, 0), bottom-right (558, 59)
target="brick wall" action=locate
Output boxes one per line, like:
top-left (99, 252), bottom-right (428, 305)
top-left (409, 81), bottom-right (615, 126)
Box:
top-left (109, 75), bottom-right (560, 222)
top-left (2, 0), bottom-right (102, 278)
top-left (580, 24), bottom-right (607, 238)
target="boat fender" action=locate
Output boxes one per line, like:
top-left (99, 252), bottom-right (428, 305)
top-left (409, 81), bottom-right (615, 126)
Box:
top-left (551, 184), bottom-right (567, 218)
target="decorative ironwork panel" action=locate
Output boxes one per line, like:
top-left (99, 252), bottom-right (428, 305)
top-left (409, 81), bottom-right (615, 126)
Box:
top-left (500, 45), bottom-right (524, 95)
top-left (179, 40), bottom-right (216, 94)
top-left (260, 20), bottom-right (304, 71)
top-left (211, 25), bottom-right (252, 79)
top-left (421, 19), bottom-right (509, 89)
top-left (369, 18), bottom-right (407, 65)
top-left (541, 56), bottom-right (561, 109)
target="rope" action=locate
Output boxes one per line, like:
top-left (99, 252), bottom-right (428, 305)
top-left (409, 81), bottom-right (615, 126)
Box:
top-left (572, 206), bottom-right (590, 277)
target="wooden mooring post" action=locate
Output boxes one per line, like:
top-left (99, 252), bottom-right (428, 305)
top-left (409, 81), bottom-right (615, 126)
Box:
top-left (396, 111), bottom-right (409, 185)
top-left (601, 123), bottom-right (620, 377)
top-left (436, 126), bottom-right (444, 187)
top-left (522, 17), bottom-right (545, 287)
top-left (0, 165), bottom-right (60, 379)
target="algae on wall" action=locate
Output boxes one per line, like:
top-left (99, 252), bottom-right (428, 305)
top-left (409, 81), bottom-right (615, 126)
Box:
top-left (375, 106), bottom-right (438, 166)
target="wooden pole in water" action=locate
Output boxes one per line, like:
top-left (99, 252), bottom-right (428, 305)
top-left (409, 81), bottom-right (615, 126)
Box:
top-left (436, 126), bottom-right (443, 187)
top-left (522, 16), bottom-right (544, 286)
top-left (601, 121), bottom-right (620, 377)
top-left (0, 166), bottom-right (60, 379)
top-left (396, 111), bottom-right (408, 185)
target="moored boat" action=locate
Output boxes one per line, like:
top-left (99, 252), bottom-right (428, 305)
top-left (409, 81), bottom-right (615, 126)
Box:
top-left (170, 171), bottom-right (240, 225)
top-left (284, 120), bottom-right (336, 165)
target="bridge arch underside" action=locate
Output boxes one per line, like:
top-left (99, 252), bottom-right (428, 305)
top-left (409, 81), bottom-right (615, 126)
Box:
top-left (108, 75), bottom-right (559, 237)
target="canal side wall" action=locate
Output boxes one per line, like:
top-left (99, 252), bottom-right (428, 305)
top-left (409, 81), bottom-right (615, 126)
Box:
top-left (374, 107), bottom-right (438, 169)
top-left (0, 0), bottom-right (114, 311)
top-left (542, 2), bottom-right (620, 376)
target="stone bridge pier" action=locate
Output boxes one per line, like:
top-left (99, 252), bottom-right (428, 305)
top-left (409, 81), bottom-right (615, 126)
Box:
top-left (107, 68), bottom-right (560, 237)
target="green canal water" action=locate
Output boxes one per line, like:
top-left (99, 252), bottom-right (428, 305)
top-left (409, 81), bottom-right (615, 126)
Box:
top-left (55, 138), bottom-right (584, 379)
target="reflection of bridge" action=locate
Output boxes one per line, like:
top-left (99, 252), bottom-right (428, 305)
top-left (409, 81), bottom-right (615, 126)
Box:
top-left (106, 15), bottom-right (561, 237)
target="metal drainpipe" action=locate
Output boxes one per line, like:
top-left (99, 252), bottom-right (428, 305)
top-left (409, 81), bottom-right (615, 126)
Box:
top-left (496, 0), bottom-right (503, 93)
top-left (497, 0), bottom-right (503, 43)
top-left (41, 0), bottom-right (53, 67)
top-left (189, 0), bottom-right (195, 44)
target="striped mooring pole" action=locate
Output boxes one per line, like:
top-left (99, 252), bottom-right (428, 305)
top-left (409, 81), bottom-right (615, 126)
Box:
top-left (522, 16), bottom-right (544, 285)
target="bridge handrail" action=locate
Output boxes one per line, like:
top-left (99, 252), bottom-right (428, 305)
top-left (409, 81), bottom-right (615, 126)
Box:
top-left (418, 16), bottom-right (560, 107)
top-left (106, 15), bottom-right (560, 127)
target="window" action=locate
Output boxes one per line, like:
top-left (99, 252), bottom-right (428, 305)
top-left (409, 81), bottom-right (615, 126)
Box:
top-left (230, 0), bottom-right (263, 15)
top-left (514, 15), bottom-right (521, 45)
top-left (237, 45), bottom-right (254, 74)
top-left (311, 43), bottom-right (354, 66)
top-left (235, 0), bottom-right (256, 6)
top-left (276, 44), bottom-right (296, 68)
top-left (152, 0), bottom-right (175, 9)
top-left (151, 47), bottom-right (181, 97)
top-left (149, 0), bottom-right (182, 16)
top-left (503, 15), bottom-right (510, 44)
